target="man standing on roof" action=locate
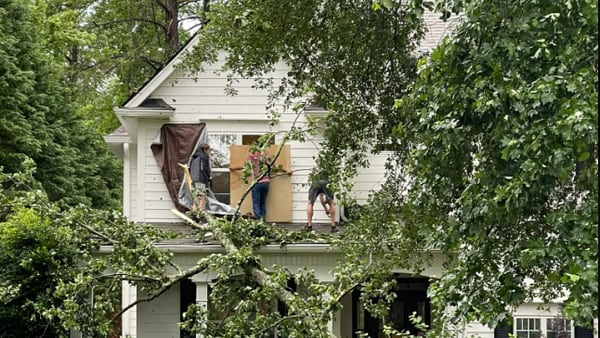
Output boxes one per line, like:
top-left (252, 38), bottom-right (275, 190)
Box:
top-left (189, 143), bottom-right (211, 211)
top-left (247, 148), bottom-right (271, 220)
top-left (230, 143), bottom-right (292, 220)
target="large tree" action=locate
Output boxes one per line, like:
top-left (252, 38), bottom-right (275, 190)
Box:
top-left (31, 0), bottom-right (207, 134)
top-left (0, 0), bottom-right (122, 209)
top-left (395, 0), bottom-right (598, 325)
top-left (181, 0), bottom-right (598, 328)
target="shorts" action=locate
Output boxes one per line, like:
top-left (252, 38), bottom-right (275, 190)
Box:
top-left (308, 179), bottom-right (333, 203)
top-left (194, 182), bottom-right (208, 196)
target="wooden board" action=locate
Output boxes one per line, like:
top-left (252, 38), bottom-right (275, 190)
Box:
top-left (230, 145), bottom-right (292, 222)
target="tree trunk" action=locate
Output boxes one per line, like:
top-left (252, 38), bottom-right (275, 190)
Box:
top-left (165, 0), bottom-right (179, 55)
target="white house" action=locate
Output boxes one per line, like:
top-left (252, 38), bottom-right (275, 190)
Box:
top-left (103, 15), bottom-right (597, 338)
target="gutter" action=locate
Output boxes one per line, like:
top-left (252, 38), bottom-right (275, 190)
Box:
top-left (98, 242), bottom-right (341, 254)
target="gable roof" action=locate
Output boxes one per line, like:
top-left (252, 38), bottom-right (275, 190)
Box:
top-left (121, 34), bottom-right (200, 108)
top-left (120, 13), bottom-right (456, 109)
top-left (417, 11), bottom-right (459, 54)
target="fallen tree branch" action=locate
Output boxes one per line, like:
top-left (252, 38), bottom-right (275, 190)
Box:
top-left (171, 208), bottom-right (337, 336)
top-left (109, 262), bottom-right (209, 325)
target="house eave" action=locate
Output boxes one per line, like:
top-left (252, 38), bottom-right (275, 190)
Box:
top-left (114, 107), bottom-right (174, 119)
top-left (103, 136), bottom-right (132, 158)
top-left (103, 135), bottom-right (132, 144)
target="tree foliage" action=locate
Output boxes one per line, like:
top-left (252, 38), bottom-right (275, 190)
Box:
top-left (31, 0), bottom-right (204, 134)
top-left (395, 0), bottom-right (597, 325)
top-left (0, 0), bottom-right (122, 209)
top-left (181, 0), bottom-right (598, 328)
top-left (0, 165), bottom-right (176, 337)
top-left (185, 0), bottom-right (427, 197)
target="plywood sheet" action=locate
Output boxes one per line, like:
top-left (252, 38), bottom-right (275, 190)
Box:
top-left (230, 145), bottom-right (292, 222)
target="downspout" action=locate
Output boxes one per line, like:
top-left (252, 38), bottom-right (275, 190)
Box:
top-left (121, 142), bottom-right (136, 338)
top-left (123, 143), bottom-right (131, 219)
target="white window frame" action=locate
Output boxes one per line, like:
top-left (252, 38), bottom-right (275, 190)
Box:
top-left (514, 316), bottom-right (574, 338)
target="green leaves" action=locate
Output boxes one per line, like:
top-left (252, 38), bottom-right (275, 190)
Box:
top-left (394, 0), bottom-right (598, 326)
top-left (1, 0), bottom-right (123, 209)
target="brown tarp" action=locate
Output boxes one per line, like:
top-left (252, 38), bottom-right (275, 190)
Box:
top-left (150, 123), bottom-right (205, 212)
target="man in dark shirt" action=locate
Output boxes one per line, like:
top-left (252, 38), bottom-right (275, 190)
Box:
top-left (189, 143), bottom-right (211, 210)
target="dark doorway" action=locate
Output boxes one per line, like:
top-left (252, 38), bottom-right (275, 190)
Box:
top-left (353, 277), bottom-right (430, 337)
top-left (180, 279), bottom-right (196, 338)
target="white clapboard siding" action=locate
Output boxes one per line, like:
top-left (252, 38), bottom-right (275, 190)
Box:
top-left (461, 322), bottom-right (495, 338)
top-left (151, 85), bottom-right (270, 97)
top-left (136, 284), bottom-right (180, 338)
top-left (417, 10), bottom-right (459, 54)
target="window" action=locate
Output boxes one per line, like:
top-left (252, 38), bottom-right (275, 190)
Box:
top-left (547, 318), bottom-right (572, 338)
top-left (515, 317), bottom-right (574, 338)
top-left (517, 318), bottom-right (541, 338)
top-left (207, 134), bottom-right (272, 205)
top-left (207, 134), bottom-right (236, 204)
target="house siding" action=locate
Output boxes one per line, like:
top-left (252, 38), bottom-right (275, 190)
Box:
top-left (137, 58), bottom-right (388, 224)
top-left (137, 284), bottom-right (181, 338)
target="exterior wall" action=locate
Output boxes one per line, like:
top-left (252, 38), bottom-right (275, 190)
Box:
top-left (127, 144), bottom-right (139, 221)
top-left (143, 121), bottom-right (174, 222)
top-left (135, 57), bottom-right (389, 224)
top-left (339, 293), bottom-right (354, 338)
top-left (132, 247), bottom-right (448, 338)
top-left (169, 246), bottom-right (344, 281)
top-left (417, 11), bottom-right (460, 54)
top-left (461, 322), bottom-right (495, 338)
top-left (121, 282), bottom-right (137, 338)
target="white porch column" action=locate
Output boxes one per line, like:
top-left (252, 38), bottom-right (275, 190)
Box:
top-left (323, 289), bottom-right (342, 336)
top-left (328, 306), bottom-right (342, 336)
top-left (191, 277), bottom-right (210, 338)
top-left (121, 281), bottom-right (137, 338)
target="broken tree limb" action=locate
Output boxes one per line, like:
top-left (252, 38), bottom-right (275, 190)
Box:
top-left (171, 208), bottom-right (337, 337)
top-left (177, 162), bottom-right (194, 192)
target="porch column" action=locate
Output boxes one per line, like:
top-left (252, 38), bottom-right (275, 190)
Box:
top-left (324, 289), bottom-right (342, 336)
top-left (191, 277), bottom-right (209, 338)
top-left (121, 281), bottom-right (137, 337)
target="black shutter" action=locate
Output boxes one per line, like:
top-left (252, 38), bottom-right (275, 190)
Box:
top-left (494, 324), bottom-right (513, 338)
top-left (574, 325), bottom-right (594, 338)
